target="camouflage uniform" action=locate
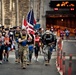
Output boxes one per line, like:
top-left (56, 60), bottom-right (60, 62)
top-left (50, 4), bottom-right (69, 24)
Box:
top-left (18, 28), bottom-right (33, 68)
top-left (18, 32), bottom-right (29, 69)
top-left (19, 45), bottom-right (28, 68)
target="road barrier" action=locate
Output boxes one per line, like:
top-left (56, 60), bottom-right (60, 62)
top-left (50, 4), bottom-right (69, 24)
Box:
top-left (57, 38), bottom-right (66, 75)
top-left (56, 38), bottom-right (73, 75)
top-left (68, 54), bottom-right (72, 75)
top-left (62, 52), bottom-right (66, 75)
top-left (57, 49), bottom-right (60, 67)
top-left (56, 38), bottom-right (63, 75)
top-left (59, 50), bottom-right (63, 71)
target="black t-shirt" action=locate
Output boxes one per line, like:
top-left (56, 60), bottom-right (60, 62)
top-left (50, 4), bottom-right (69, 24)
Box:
top-left (14, 31), bottom-right (21, 39)
top-left (9, 31), bottom-right (14, 40)
top-left (27, 34), bottom-right (34, 45)
top-left (2, 31), bottom-right (6, 37)
top-left (19, 34), bottom-right (28, 46)
top-left (14, 31), bottom-right (21, 43)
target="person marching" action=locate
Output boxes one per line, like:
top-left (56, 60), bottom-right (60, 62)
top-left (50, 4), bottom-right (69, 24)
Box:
top-left (18, 29), bottom-right (32, 69)
top-left (14, 26), bottom-right (21, 63)
top-left (34, 32), bottom-right (40, 61)
top-left (4, 33), bottom-right (11, 62)
top-left (42, 30), bottom-right (56, 65)
top-left (0, 32), bottom-right (4, 64)
top-left (27, 32), bottom-right (34, 64)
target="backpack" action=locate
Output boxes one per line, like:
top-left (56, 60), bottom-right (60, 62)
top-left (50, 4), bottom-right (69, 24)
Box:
top-left (42, 33), bottom-right (54, 44)
top-left (45, 34), bottom-right (54, 40)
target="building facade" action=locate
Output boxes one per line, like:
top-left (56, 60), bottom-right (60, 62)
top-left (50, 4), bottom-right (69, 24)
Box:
top-left (0, 0), bottom-right (42, 28)
top-left (0, 0), bottom-right (76, 31)
top-left (0, 0), bottom-right (30, 28)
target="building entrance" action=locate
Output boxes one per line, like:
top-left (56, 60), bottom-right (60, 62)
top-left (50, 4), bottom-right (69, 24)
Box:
top-left (46, 11), bottom-right (76, 36)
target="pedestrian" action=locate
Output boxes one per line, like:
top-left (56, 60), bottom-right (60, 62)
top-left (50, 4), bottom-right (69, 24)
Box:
top-left (14, 26), bottom-right (21, 63)
top-left (65, 29), bottom-right (70, 40)
top-left (18, 29), bottom-right (32, 69)
top-left (4, 34), bottom-right (10, 62)
top-left (60, 29), bottom-right (64, 40)
top-left (27, 32), bottom-right (34, 64)
top-left (34, 32), bottom-right (40, 61)
top-left (42, 30), bottom-right (56, 65)
top-left (0, 32), bottom-right (4, 64)
top-left (74, 28), bottom-right (76, 39)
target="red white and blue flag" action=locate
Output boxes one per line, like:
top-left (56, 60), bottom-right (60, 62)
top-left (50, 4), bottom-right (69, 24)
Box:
top-left (27, 9), bottom-right (36, 34)
top-left (22, 9), bottom-right (36, 34)
top-left (22, 16), bottom-right (28, 29)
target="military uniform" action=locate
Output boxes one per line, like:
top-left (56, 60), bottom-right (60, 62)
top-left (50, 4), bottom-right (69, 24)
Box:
top-left (19, 45), bottom-right (28, 68)
top-left (19, 34), bottom-right (28, 69)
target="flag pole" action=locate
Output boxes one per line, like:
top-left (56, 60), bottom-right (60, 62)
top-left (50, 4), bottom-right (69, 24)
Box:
top-left (22, 16), bottom-right (24, 29)
top-left (22, 16), bottom-right (24, 25)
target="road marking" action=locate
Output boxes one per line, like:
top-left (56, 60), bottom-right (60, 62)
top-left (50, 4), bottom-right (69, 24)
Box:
top-left (9, 54), bottom-right (76, 60)
top-left (63, 40), bottom-right (76, 42)
top-left (9, 55), bottom-right (15, 58)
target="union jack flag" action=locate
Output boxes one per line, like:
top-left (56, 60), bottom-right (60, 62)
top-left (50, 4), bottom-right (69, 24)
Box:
top-left (26, 9), bottom-right (36, 34)
top-left (22, 9), bottom-right (36, 34)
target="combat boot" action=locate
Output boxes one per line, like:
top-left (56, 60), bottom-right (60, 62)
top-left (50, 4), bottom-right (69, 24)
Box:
top-left (22, 62), bottom-right (26, 69)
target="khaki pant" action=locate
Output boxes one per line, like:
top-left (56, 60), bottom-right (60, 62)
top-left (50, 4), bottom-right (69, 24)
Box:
top-left (19, 45), bottom-right (28, 68)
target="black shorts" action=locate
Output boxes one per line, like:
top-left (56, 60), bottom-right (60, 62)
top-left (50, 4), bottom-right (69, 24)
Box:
top-left (0, 45), bottom-right (4, 52)
top-left (5, 46), bottom-right (8, 53)
top-left (34, 46), bottom-right (40, 56)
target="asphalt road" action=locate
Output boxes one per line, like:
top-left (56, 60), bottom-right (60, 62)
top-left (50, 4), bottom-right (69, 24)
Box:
top-left (62, 39), bottom-right (76, 75)
top-left (0, 51), bottom-right (59, 75)
top-left (63, 40), bottom-right (76, 56)
top-left (0, 38), bottom-right (76, 75)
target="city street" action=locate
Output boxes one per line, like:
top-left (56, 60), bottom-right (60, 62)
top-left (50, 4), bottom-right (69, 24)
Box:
top-left (63, 39), bottom-right (76, 75)
top-left (0, 38), bottom-right (76, 75)
top-left (0, 50), bottom-right (59, 75)
top-left (0, 0), bottom-right (76, 75)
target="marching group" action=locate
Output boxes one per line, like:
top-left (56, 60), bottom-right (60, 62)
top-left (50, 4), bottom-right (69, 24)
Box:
top-left (0, 26), bottom-right (57, 69)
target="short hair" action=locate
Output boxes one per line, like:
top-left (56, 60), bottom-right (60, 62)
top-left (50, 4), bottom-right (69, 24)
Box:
top-left (22, 29), bottom-right (26, 31)
top-left (35, 32), bottom-right (38, 35)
